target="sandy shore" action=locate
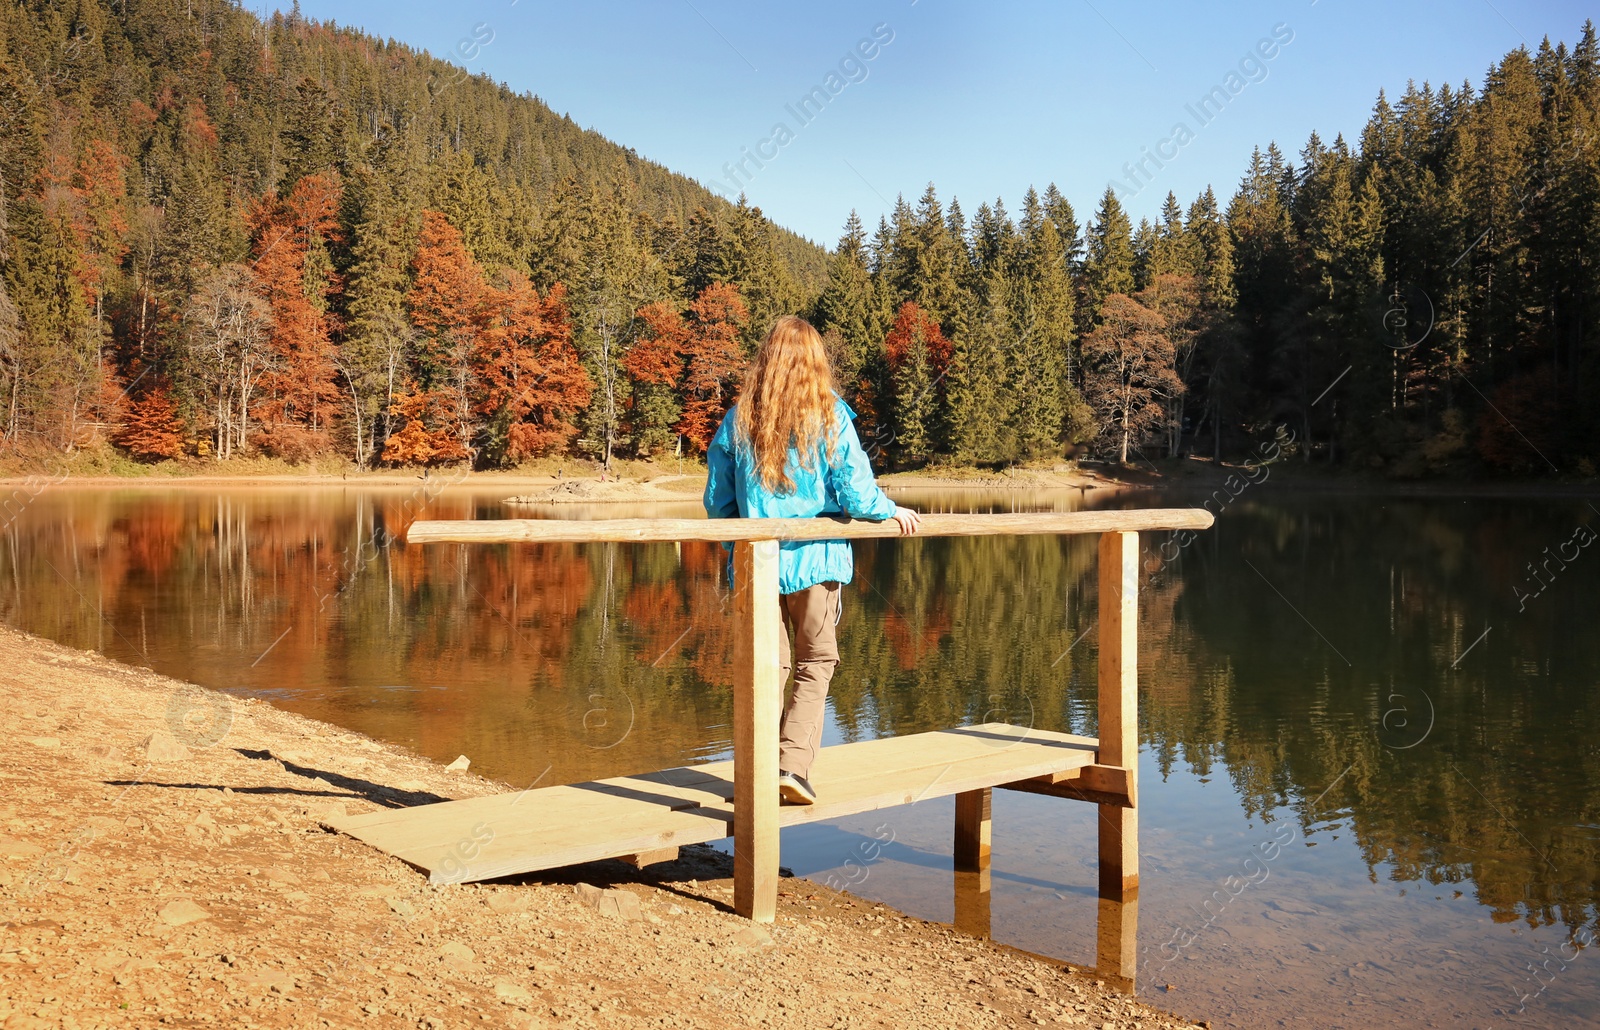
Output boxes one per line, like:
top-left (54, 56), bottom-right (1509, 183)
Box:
top-left (0, 460), bottom-right (1150, 502)
top-left (4, 454), bottom-right (1593, 501)
top-left (0, 627), bottom-right (1198, 1029)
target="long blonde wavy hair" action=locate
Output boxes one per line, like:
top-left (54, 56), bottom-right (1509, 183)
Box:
top-left (734, 315), bottom-right (839, 495)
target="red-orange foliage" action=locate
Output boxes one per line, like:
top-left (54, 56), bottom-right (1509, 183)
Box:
top-left (114, 506), bottom-right (185, 581)
top-left (623, 581), bottom-right (690, 666)
top-left (395, 212), bottom-right (589, 463)
top-left (380, 383), bottom-right (471, 465)
top-left (35, 135), bottom-right (129, 317)
top-left (402, 210), bottom-right (484, 458)
top-left (674, 539), bottom-right (740, 686)
top-left (249, 173), bottom-right (344, 456)
top-left (676, 282), bottom-right (748, 450)
top-left (70, 139), bottom-right (130, 311)
top-left (183, 101), bottom-right (220, 153)
top-left (479, 276), bottom-right (591, 460)
top-left (884, 603), bottom-right (952, 670)
top-left (409, 210), bottom-right (485, 342)
top-left (127, 100), bottom-right (157, 132)
top-left (115, 383), bottom-right (184, 461)
top-left (623, 302), bottom-right (689, 387)
top-left (884, 302), bottom-right (952, 374)
top-left (621, 301), bottom-right (689, 453)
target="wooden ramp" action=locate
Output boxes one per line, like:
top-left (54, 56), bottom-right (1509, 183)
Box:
top-left (326, 723), bottom-right (1102, 885)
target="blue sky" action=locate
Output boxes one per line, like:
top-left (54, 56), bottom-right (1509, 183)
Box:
top-left (287, 0), bottom-right (1595, 247)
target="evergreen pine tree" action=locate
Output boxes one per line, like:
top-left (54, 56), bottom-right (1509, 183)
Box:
top-left (814, 211), bottom-right (881, 407)
top-left (948, 273), bottom-right (1014, 465)
top-left (1085, 187), bottom-right (1135, 317)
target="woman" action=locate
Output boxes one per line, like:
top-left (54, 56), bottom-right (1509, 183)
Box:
top-left (704, 315), bottom-right (920, 805)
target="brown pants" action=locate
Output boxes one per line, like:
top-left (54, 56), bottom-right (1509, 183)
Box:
top-left (776, 581), bottom-right (841, 779)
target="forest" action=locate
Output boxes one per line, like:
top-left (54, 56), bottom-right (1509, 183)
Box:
top-left (0, 1), bottom-right (1596, 477)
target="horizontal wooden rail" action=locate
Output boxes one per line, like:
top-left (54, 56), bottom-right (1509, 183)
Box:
top-left (404, 509), bottom-right (1213, 544)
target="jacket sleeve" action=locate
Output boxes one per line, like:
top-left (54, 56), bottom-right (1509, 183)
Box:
top-left (827, 406), bottom-right (897, 520)
top-left (703, 413), bottom-right (740, 519)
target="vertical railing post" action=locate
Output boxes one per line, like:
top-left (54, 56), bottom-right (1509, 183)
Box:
top-left (1096, 531), bottom-right (1139, 899)
top-left (732, 539), bottom-right (781, 922)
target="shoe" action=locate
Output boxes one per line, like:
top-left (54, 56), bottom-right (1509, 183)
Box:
top-left (778, 772), bottom-right (817, 806)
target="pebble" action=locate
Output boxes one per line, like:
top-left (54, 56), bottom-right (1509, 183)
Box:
top-left (575, 884), bottom-right (642, 921)
top-left (143, 730), bottom-right (191, 763)
top-left (157, 899), bottom-right (210, 926)
top-left (493, 980), bottom-right (533, 1006)
top-left (730, 926), bottom-right (775, 953)
top-left (485, 893), bottom-right (529, 915)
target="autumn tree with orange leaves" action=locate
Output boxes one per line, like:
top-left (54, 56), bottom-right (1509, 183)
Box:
top-left (622, 301), bottom-right (690, 455)
top-left (114, 379), bottom-right (184, 461)
top-left (676, 282), bottom-right (748, 451)
top-left (393, 210), bottom-right (482, 463)
top-left (383, 212), bottom-right (587, 466)
top-left (248, 174), bottom-right (344, 460)
top-left (477, 276), bottom-right (591, 462)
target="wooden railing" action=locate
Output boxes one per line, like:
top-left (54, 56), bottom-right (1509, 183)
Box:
top-left (404, 508), bottom-right (1213, 925)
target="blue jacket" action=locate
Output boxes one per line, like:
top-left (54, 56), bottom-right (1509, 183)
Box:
top-left (703, 397), bottom-right (898, 594)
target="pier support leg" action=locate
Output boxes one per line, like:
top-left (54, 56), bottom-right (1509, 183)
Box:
top-left (953, 788), bottom-right (993, 938)
top-left (1096, 886), bottom-right (1139, 987)
top-left (954, 788), bottom-right (991, 872)
top-left (954, 867), bottom-right (992, 940)
top-left (732, 539), bottom-right (782, 922)
top-left (1097, 805), bottom-right (1138, 895)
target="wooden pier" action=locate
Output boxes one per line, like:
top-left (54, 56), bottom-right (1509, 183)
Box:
top-left (326, 508), bottom-right (1211, 982)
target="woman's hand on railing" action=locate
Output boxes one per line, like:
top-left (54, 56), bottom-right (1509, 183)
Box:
top-left (892, 506), bottom-right (922, 536)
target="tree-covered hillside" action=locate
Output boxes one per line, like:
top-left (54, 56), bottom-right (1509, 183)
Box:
top-left (0, 1), bottom-right (1596, 477)
top-left (0, 0), bottom-right (825, 466)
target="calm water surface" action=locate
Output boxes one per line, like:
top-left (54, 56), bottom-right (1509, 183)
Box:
top-left (4, 482), bottom-right (1597, 1029)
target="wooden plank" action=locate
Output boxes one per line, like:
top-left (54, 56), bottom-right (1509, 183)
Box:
top-left (1097, 531), bottom-right (1139, 894)
top-left (405, 509), bottom-right (1214, 545)
top-left (732, 539), bottom-right (781, 923)
top-left (328, 722), bottom-right (1091, 842)
top-left (322, 722), bottom-right (1100, 885)
top-left (954, 789), bottom-right (991, 872)
top-left (419, 804), bottom-right (729, 885)
top-left (790, 722), bottom-right (1096, 782)
top-left (715, 740), bottom-right (1099, 828)
top-left (329, 766), bottom-right (734, 834)
top-left (686, 723), bottom-right (1096, 827)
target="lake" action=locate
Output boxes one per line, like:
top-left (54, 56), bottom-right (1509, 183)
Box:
top-left (3, 481), bottom-right (1596, 1029)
